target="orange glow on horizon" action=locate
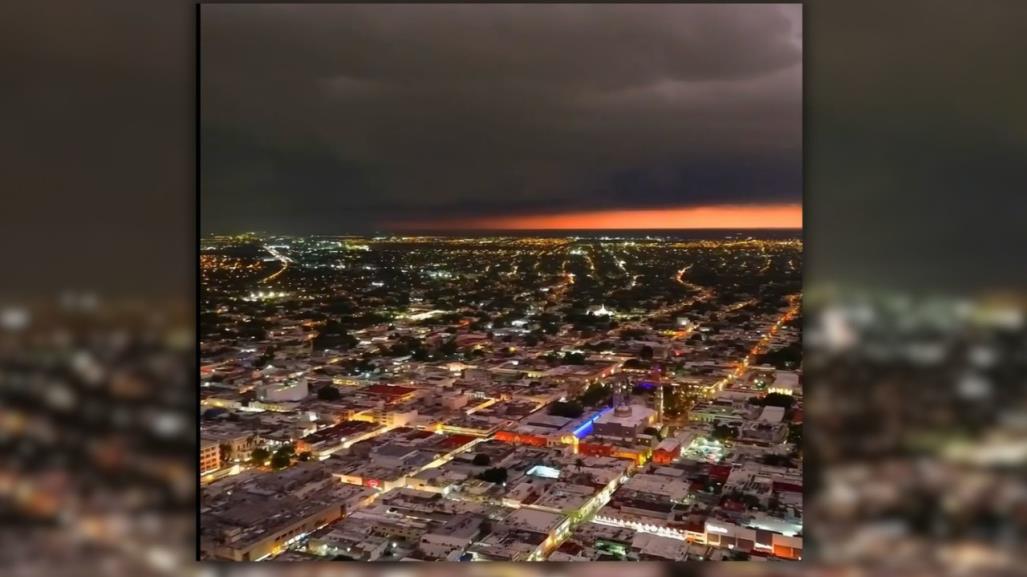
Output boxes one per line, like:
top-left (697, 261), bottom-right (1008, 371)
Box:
top-left (391, 204), bottom-right (802, 230)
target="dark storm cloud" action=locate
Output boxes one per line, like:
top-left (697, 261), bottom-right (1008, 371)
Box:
top-left (7, 0), bottom-right (1027, 294)
top-left (201, 4), bottom-right (801, 233)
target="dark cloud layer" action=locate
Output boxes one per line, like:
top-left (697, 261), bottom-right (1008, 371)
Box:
top-left (200, 4), bottom-right (802, 233)
top-left (6, 1), bottom-right (1027, 295)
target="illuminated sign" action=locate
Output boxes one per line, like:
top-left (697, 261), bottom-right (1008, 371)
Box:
top-left (707, 524), bottom-right (729, 534)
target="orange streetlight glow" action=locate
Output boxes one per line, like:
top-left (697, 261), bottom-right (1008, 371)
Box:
top-left (391, 204), bottom-right (801, 230)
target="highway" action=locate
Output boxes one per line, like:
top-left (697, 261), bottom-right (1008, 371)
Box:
top-left (260, 244), bottom-right (292, 284)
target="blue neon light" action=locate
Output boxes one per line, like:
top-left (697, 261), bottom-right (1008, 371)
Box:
top-left (574, 421), bottom-right (594, 439)
top-left (573, 406), bottom-right (613, 438)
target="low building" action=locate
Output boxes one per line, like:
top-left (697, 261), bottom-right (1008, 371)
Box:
top-left (593, 404), bottom-right (656, 440)
top-left (201, 471), bottom-right (375, 562)
top-left (256, 378), bottom-right (309, 403)
top-left (201, 438), bottom-right (221, 474)
top-left (768, 371), bottom-right (800, 396)
top-left (653, 438), bottom-right (682, 465)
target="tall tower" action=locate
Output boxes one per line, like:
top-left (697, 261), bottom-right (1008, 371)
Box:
top-left (655, 382), bottom-right (664, 425)
top-left (650, 364), bottom-right (664, 424)
top-left (613, 374), bottom-right (632, 417)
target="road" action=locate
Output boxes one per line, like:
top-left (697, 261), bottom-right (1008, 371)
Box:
top-left (260, 244), bottom-right (291, 284)
top-left (645, 266), bottom-right (714, 321)
top-left (708, 293), bottom-right (801, 395)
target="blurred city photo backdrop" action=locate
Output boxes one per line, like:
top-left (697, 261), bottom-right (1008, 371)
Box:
top-left (2, 1), bottom-right (1026, 577)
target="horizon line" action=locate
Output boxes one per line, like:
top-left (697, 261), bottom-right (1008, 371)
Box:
top-left (385, 204), bottom-right (802, 231)
top-left (203, 227), bottom-right (802, 236)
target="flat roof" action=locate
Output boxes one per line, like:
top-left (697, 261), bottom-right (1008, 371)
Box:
top-left (506, 508), bottom-right (564, 533)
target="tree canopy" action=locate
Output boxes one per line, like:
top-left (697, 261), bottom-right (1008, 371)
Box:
top-left (317, 385), bottom-right (342, 401)
top-left (477, 467), bottom-right (508, 484)
top-left (549, 400), bottom-right (585, 419)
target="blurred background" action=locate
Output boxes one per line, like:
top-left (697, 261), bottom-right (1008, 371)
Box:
top-left (2, 1), bottom-right (1026, 577)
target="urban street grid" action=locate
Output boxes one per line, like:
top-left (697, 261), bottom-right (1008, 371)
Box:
top-left (199, 232), bottom-right (802, 561)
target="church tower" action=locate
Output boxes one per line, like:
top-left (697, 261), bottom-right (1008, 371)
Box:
top-left (655, 381), bottom-right (664, 424)
top-left (613, 373), bottom-right (632, 417)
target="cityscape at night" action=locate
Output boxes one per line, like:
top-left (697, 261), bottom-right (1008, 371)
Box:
top-left (199, 232), bottom-right (803, 561)
top-left (200, 3), bottom-right (802, 562)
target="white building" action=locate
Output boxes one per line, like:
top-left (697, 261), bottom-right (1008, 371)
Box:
top-left (593, 405), bottom-right (656, 439)
top-left (256, 378), bottom-right (309, 402)
top-left (769, 371), bottom-right (800, 395)
top-left (758, 406), bottom-right (786, 424)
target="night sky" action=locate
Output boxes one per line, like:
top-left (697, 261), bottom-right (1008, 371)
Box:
top-left (7, 2), bottom-right (1027, 295)
top-left (201, 4), bottom-right (801, 234)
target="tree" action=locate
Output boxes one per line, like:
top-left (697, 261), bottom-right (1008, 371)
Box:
top-left (740, 494), bottom-right (761, 509)
top-left (712, 424), bottom-right (738, 441)
top-left (756, 342), bottom-right (802, 370)
top-left (788, 423), bottom-right (802, 445)
top-left (662, 385), bottom-right (684, 417)
top-left (563, 352), bottom-right (586, 365)
top-left (250, 447), bottom-right (270, 465)
top-left (298, 451), bottom-right (313, 462)
top-left (477, 467), bottom-right (508, 484)
top-left (760, 393), bottom-right (795, 410)
top-left (580, 383), bottom-right (611, 407)
top-left (270, 452), bottom-right (291, 469)
top-left (389, 342), bottom-right (411, 357)
top-left (270, 444), bottom-right (295, 468)
top-left (472, 454), bottom-right (491, 467)
top-left (763, 454), bottom-right (795, 468)
top-left (439, 337), bottom-right (458, 356)
top-left (317, 385), bottom-right (342, 401)
top-left (312, 323), bottom-right (358, 352)
top-left (239, 318), bottom-right (271, 341)
top-left (548, 401), bottom-right (584, 419)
